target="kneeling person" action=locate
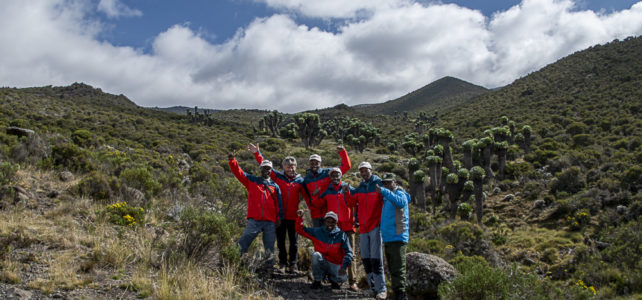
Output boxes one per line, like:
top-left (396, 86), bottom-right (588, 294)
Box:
top-left (296, 210), bottom-right (353, 289)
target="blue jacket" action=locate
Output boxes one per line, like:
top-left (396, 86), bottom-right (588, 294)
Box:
top-left (380, 186), bottom-right (410, 244)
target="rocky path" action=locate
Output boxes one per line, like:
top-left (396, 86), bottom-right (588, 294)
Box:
top-left (266, 270), bottom-right (374, 300)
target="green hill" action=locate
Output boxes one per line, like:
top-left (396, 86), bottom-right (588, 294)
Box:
top-left (356, 76), bottom-right (489, 116)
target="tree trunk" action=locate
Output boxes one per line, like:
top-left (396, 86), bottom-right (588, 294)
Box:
top-left (463, 150), bottom-right (473, 170)
top-left (498, 148), bottom-right (507, 180)
top-left (447, 183), bottom-right (460, 219)
top-left (415, 182), bottom-right (426, 211)
top-left (482, 145), bottom-right (494, 183)
top-left (473, 178), bottom-right (484, 224)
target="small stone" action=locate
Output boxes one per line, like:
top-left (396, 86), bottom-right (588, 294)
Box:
top-left (534, 199), bottom-right (546, 209)
top-left (502, 194), bottom-right (515, 202)
top-left (59, 171), bottom-right (74, 182)
top-left (616, 205), bottom-right (627, 215)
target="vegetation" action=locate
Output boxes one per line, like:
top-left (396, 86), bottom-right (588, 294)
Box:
top-left (0, 36), bottom-right (640, 298)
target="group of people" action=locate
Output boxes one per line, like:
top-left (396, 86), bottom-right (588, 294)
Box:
top-left (228, 143), bottom-right (410, 300)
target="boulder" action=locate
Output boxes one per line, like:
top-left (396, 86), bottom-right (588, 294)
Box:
top-left (123, 187), bottom-right (146, 207)
top-left (6, 126), bottom-right (34, 137)
top-left (406, 252), bottom-right (457, 299)
top-left (534, 199), bottom-right (546, 209)
top-left (502, 194), bottom-right (515, 202)
top-left (59, 171), bottom-right (74, 182)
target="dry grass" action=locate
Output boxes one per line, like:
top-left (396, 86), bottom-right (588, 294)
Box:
top-left (27, 250), bottom-right (90, 294)
top-left (0, 166), bottom-right (280, 299)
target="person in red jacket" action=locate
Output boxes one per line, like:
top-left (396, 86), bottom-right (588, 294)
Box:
top-left (248, 143), bottom-right (308, 273)
top-left (228, 152), bottom-right (283, 270)
top-left (348, 161), bottom-right (387, 300)
top-left (303, 146), bottom-right (351, 227)
top-left (296, 209), bottom-right (353, 290)
top-left (313, 167), bottom-right (359, 291)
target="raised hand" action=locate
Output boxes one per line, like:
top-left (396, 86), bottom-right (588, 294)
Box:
top-left (228, 152), bottom-right (235, 160)
top-left (336, 145), bottom-right (345, 152)
top-left (248, 143), bottom-right (259, 153)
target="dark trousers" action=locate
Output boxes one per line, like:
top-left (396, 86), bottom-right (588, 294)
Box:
top-left (384, 241), bottom-right (407, 294)
top-left (276, 219), bottom-right (298, 266)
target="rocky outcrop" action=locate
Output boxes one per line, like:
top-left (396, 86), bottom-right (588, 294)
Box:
top-left (406, 252), bottom-right (457, 299)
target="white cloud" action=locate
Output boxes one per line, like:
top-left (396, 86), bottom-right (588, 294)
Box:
top-left (0, 0), bottom-right (641, 113)
top-left (98, 0), bottom-right (142, 19)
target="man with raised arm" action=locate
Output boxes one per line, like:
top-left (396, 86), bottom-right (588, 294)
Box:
top-left (296, 209), bottom-right (353, 290)
top-left (303, 146), bottom-right (351, 227)
top-left (248, 143), bottom-right (308, 273)
top-left (348, 161), bottom-right (387, 300)
top-left (377, 173), bottom-right (410, 300)
top-left (313, 167), bottom-right (359, 291)
top-left (228, 152), bottom-right (283, 272)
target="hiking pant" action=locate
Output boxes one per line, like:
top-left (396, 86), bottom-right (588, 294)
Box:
top-left (238, 219), bottom-right (276, 263)
top-left (346, 231), bottom-right (357, 284)
top-left (276, 219), bottom-right (298, 267)
top-left (311, 252), bottom-right (347, 283)
top-left (385, 241), bottom-right (407, 294)
top-left (360, 226), bottom-right (386, 293)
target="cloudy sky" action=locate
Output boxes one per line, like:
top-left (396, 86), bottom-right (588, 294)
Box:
top-left (1, 0), bottom-right (641, 113)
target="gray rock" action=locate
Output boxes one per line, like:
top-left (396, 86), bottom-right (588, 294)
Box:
top-left (616, 205), bottom-right (627, 215)
top-left (534, 199), bottom-right (547, 209)
top-left (59, 171), bottom-right (74, 182)
top-left (5, 287), bottom-right (33, 300)
top-left (123, 187), bottom-right (146, 207)
top-left (406, 252), bottom-right (457, 298)
top-left (6, 126), bottom-right (34, 137)
top-left (493, 187), bottom-right (502, 195)
top-left (502, 194), bottom-right (515, 202)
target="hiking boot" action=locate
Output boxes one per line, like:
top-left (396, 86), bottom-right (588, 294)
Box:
top-left (287, 264), bottom-right (298, 273)
top-left (349, 283), bottom-right (359, 291)
top-left (330, 281), bottom-right (341, 289)
top-left (311, 281), bottom-right (322, 290)
top-left (375, 291), bottom-right (387, 300)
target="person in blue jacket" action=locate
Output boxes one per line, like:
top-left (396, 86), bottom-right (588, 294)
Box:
top-left (377, 173), bottom-right (410, 300)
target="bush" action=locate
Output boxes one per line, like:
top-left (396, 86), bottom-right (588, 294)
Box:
top-left (457, 203), bottom-right (473, 220)
top-left (551, 167), bottom-right (585, 195)
top-left (119, 166), bottom-right (161, 199)
top-left (71, 129), bottom-right (94, 148)
top-left (77, 171), bottom-right (113, 200)
top-left (49, 143), bottom-right (95, 172)
top-left (0, 162), bottom-right (19, 185)
top-left (438, 256), bottom-right (563, 299)
top-left (102, 201), bottom-right (144, 227)
top-left (178, 206), bottom-right (240, 264)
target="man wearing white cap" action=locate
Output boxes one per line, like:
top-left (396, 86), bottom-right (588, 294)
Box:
top-left (303, 146), bottom-right (351, 227)
top-left (248, 143), bottom-right (308, 273)
top-left (296, 209), bottom-right (353, 290)
top-left (313, 167), bottom-right (359, 291)
top-left (348, 161), bottom-right (387, 299)
top-left (228, 152), bottom-right (283, 271)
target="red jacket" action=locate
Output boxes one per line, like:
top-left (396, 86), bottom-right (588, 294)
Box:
top-left (348, 175), bottom-right (383, 234)
top-left (254, 152), bottom-right (308, 220)
top-left (229, 158), bottom-right (283, 222)
top-left (303, 149), bottom-right (351, 219)
top-left (295, 216), bottom-right (353, 268)
top-left (313, 182), bottom-right (356, 232)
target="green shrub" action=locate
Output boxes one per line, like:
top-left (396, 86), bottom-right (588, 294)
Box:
top-left (71, 129), bottom-right (94, 148)
top-left (438, 256), bottom-right (564, 299)
top-left (49, 143), bottom-right (95, 172)
top-left (572, 134), bottom-right (593, 146)
top-left (457, 203), bottom-right (473, 220)
top-left (0, 161), bottom-right (19, 185)
top-left (178, 206), bottom-right (240, 263)
top-left (119, 166), bottom-right (161, 199)
top-left (551, 167), bottom-right (585, 195)
top-left (102, 201), bottom-right (145, 227)
top-left (77, 171), bottom-right (113, 200)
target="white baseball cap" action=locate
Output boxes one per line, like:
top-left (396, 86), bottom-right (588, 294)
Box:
top-left (309, 154), bottom-right (322, 162)
top-left (260, 160), bottom-right (273, 168)
top-left (358, 161), bottom-right (372, 170)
